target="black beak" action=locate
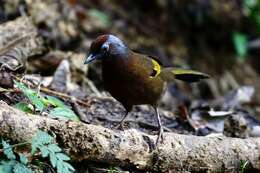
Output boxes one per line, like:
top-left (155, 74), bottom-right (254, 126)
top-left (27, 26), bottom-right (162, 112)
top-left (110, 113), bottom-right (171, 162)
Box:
top-left (84, 54), bottom-right (96, 64)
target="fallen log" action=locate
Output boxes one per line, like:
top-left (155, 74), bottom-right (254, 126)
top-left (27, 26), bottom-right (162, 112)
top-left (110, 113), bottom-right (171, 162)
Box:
top-left (0, 101), bottom-right (260, 172)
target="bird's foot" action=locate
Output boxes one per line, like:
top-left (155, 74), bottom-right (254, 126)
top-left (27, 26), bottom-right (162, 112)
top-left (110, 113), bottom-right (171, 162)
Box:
top-left (113, 122), bottom-right (124, 130)
top-left (155, 127), bottom-right (164, 145)
top-left (113, 112), bottom-right (128, 130)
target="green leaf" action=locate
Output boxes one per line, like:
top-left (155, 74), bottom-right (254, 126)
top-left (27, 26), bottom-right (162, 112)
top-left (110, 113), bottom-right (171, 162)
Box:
top-left (51, 153), bottom-right (74, 173)
top-left (14, 81), bottom-right (45, 112)
top-left (2, 140), bottom-right (16, 160)
top-left (43, 96), bottom-right (66, 108)
top-left (39, 146), bottom-right (49, 158)
top-left (50, 153), bottom-right (57, 168)
top-left (57, 160), bottom-right (64, 173)
top-left (19, 154), bottom-right (28, 165)
top-left (30, 142), bottom-right (38, 155)
top-left (34, 131), bottom-right (53, 145)
top-left (56, 161), bottom-right (74, 173)
top-left (48, 143), bottom-right (62, 153)
top-left (49, 107), bottom-right (79, 121)
top-left (62, 162), bottom-right (75, 172)
top-left (13, 103), bottom-right (33, 113)
top-left (26, 92), bottom-right (45, 112)
top-left (232, 32), bottom-right (248, 59)
top-left (31, 130), bottom-right (53, 154)
top-left (13, 163), bottom-right (33, 173)
top-left (56, 153), bottom-right (70, 161)
top-left (240, 160), bottom-right (249, 173)
top-left (30, 130), bottom-right (75, 173)
top-left (0, 160), bottom-right (16, 173)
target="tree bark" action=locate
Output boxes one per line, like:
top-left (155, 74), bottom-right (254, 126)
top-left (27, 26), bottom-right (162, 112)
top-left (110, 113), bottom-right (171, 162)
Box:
top-left (0, 101), bottom-right (260, 172)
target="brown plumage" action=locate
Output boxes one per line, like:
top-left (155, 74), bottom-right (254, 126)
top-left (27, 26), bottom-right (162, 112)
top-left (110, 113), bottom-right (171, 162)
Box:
top-left (85, 34), bottom-right (209, 144)
top-left (102, 52), bottom-right (164, 112)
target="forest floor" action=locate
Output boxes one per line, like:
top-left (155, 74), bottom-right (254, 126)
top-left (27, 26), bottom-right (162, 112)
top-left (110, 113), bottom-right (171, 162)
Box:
top-left (0, 1), bottom-right (260, 172)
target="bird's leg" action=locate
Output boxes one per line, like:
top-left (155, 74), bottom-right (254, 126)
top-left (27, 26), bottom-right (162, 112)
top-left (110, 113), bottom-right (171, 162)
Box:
top-left (153, 106), bottom-right (164, 145)
top-left (114, 111), bottom-right (128, 129)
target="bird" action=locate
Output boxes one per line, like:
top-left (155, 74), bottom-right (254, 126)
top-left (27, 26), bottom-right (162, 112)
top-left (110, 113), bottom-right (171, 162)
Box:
top-left (84, 34), bottom-right (209, 144)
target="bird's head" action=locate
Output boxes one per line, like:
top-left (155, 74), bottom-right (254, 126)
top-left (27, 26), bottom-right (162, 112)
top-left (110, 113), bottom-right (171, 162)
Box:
top-left (84, 34), bottom-right (128, 64)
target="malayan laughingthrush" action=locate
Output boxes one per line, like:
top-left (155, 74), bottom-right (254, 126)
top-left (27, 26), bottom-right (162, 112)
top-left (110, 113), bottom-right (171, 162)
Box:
top-left (84, 34), bottom-right (209, 144)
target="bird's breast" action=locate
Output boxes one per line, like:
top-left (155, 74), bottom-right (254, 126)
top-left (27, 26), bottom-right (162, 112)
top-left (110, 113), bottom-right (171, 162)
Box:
top-left (101, 57), bottom-right (164, 108)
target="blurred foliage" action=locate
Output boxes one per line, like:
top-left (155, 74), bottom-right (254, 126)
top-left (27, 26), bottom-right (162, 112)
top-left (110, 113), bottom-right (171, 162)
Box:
top-left (243, 0), bottom-right (260, 32)
top-left (88, 9), bottom-right (111, 28)
top-left (233, 32), bottom-right (248, 60)
top-left (232, 0), bottom-right (260, 60)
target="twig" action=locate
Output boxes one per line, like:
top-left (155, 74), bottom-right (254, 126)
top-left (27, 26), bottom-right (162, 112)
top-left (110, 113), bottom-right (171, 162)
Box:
top-left (0, 141), bottom-right (30, 153)
top-left (83, 78), bottom-right (103, 97)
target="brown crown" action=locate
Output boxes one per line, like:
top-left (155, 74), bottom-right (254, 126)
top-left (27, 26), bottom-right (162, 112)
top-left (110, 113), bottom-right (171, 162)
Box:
top-left (90, 35), bottom-right (109, 53)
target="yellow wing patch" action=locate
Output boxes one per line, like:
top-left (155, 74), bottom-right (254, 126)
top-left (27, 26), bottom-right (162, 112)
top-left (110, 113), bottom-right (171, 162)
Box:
top-left (150, 59), bottom-right (161, 78)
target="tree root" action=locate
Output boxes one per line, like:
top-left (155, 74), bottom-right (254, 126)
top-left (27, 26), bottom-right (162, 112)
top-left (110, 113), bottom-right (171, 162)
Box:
top-left (0, 101), bottom-right (260, 172)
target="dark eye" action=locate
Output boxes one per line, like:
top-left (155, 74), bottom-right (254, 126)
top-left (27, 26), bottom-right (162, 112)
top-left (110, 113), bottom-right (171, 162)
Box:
top-left (101, 44), bottom-right (109, 53)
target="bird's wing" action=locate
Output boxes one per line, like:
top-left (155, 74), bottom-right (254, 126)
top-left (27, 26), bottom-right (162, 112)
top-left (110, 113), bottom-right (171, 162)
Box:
top-left (159, 67), bottom-right (210, 82)
top-left (131, 52), bottom-right (210, 82)
top-left (129, 52), bottom-right (162, 77)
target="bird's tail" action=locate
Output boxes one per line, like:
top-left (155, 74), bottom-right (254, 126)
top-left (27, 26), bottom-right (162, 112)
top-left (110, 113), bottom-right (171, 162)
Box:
top-left (159, 67), bottom-right (210, 83)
